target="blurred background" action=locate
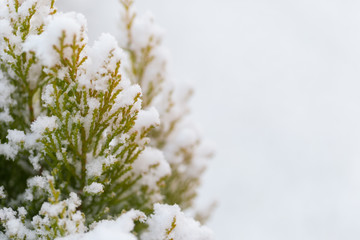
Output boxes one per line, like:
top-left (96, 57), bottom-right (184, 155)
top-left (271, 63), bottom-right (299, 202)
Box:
top-left (59, 0), bottom-right (360, 239)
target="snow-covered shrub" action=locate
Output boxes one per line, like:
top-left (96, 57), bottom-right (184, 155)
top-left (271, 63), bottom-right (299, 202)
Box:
top-left (0, 0), bottom-right (213, 239)
top-left (118, 0), bottom-right (214, 212)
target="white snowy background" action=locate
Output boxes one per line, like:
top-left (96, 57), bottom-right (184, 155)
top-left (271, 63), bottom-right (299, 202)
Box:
top-left (59, 0), bottom-right (360, 239)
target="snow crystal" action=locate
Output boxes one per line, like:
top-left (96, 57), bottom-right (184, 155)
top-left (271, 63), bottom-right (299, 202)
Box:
top-left (0, 71), bottom-right (15, 123)
top-left (86, 159), bottom-right (103, 178)
top-left (133, 107), bottom-right (160, 132)
top-left (86, 154), bottom-right (120, 178)
top-left (0, 1), bottom-right (8, 18)
top-left (42, 84), bottom-right (55, 106)
top-left (18, 0), bottom-right (54, 35)
top-left (0, 72), bottom-right (14, 107)
top-left (87, 98), bottom-right (100, 111)
top-left (130, 11), bottom-right (164, 51)
top-left (0, 232), bottom-right (7, 240)
top-left (83, 182), bottom-right (104, 194)
top-left (57, 210), bottom-right (145, 240)
top-left (132, 147), bottom-right (170, 189)
top-left (7, 130), bottom-right (26, 143)
top-left (0, 108), bottom-right (13, 123)
top-left (30, 116), bottom-right (58, 134)
top-left (67, 193), bottom-right (82, 212)
top-left (0, 143), bottom-right (18, 159)
top-left (39, 193), bottom-right (82, 219)
top-left (0, 130), bottom-right (27, 160)
top-left (27, 176), bottom-right (48, 190)
top-left (0, 207), bottom-right (35, 240)
top-left (114, 84), bottom-right (142, 108)
top-left (29, 154), bottom-right (41, 171)
top-left (25, 175), bottom-right (50, 201)
top-left (79, 33), bottom-right (130, 91)
top-left (141, 204), bottom-right (214, 240)
top-left (0, 20), bottom-right (12, 52)
top-left (141, 45), bottom-right (170, 87)
top-left (34, 192), bottom-right (86, 237)
top-left (17, 207), bottom-right (27, 217)
top-left (89, 33), bottom-right (124, 74)
top-left (23, 12), bottom-right (88, 67)
top-left (40, 202), bottom-right (64, 217)
top-left (0, 186), bottom-right (5, 199)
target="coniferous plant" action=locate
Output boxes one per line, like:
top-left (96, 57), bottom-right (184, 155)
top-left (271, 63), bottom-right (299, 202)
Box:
top-left (0, 0), bottom-right (214, 239)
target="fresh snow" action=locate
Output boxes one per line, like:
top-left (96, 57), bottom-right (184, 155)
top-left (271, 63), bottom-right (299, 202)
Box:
top-left (83, 182), bottom-right (104, 194)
